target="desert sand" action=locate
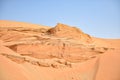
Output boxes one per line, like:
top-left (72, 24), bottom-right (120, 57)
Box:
top-left (0, 20), bottom-right (120, 80)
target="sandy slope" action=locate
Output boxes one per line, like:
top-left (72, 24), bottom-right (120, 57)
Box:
top-left (95, 50), bottom-right (120, 80)
top-left (0, 20), bottom-right (120, 80)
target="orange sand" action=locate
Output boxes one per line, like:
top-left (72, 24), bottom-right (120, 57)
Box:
top-left (0, 20), bottom-right (120, 80)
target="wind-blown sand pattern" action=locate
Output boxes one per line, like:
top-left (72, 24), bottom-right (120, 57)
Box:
top-left (0, 20), bottom-right (120, 80)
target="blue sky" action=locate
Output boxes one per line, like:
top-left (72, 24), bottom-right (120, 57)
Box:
top-left (0, 0), bottom-right (120, 38)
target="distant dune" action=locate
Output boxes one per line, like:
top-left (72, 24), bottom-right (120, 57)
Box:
top-left (0, 20), bottom-right (120, 80)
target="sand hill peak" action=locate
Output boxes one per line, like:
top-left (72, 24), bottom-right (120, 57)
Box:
top-left (48, 23), bottom-right (83, 33)
top-left (47, 23), bottom-right (92, 43)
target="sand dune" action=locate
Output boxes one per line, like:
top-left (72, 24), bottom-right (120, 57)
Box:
top-left (0, 20), bottom-right (120, 80)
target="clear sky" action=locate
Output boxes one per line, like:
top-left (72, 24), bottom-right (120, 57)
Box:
top-left (0, 0), bottom-right (120, 38)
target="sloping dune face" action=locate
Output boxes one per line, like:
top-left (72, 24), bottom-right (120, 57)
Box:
top-left (0, 20), bottom-right (120, 80)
